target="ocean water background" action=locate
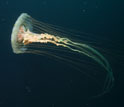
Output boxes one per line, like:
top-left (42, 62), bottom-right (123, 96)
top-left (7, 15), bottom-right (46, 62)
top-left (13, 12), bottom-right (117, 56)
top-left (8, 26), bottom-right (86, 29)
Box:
top-left (0, 0), bottom-right (124, 107)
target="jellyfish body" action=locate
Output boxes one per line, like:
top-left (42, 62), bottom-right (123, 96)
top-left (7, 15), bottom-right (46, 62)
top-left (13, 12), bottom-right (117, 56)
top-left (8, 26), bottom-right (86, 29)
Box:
top-left (11, 13), bottom-right (114, 98)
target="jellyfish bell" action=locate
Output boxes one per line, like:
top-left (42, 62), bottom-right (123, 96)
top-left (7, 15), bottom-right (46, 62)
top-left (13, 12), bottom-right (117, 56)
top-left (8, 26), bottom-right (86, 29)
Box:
top-left (11, 13), bottom-right (33, 54)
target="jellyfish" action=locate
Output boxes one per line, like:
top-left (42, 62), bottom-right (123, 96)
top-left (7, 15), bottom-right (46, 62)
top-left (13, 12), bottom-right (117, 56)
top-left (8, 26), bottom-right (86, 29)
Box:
top-left (11, 13), bottom-right (114, 98)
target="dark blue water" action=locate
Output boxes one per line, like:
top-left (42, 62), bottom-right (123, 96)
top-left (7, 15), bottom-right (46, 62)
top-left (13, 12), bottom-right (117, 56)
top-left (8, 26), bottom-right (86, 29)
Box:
top-left (0, 0), bottom-right (124, 107)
